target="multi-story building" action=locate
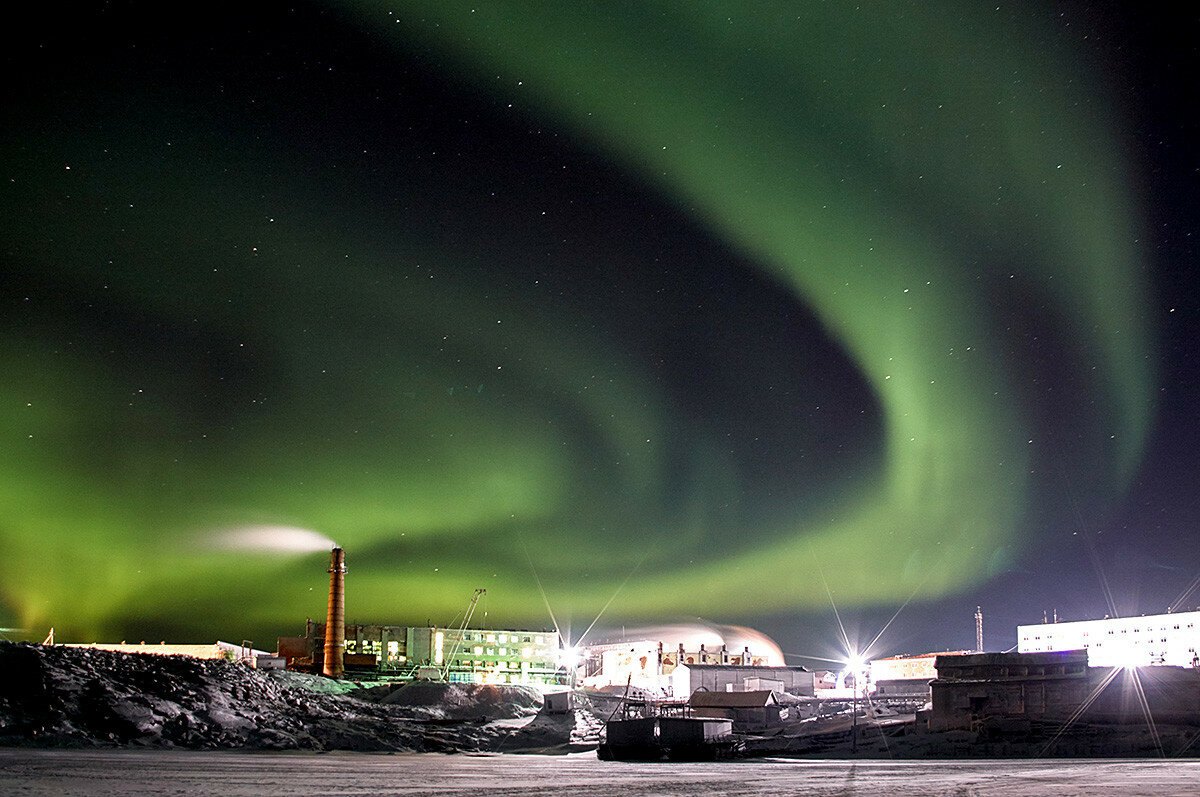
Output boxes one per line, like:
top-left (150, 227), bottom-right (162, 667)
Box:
top-left (1017, 609), bottom-right (1200, 668)
top-left (279, 621), bottom-right (564, 686)
top-left (869, 651), bottom-right (973, 697)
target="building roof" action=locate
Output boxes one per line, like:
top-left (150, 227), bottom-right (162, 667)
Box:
top-left (679, 663), bottom-right (809, 672)
top-left (872, 650), bottom-right (973, 662)
top-left (689, 690), bottom-right (778, 708)
top-left (936, 650), bottom-right (1088, 667)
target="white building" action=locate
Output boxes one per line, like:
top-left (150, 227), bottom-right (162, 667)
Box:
top-left (579, 638), bottom-right (781, 698)
top-left (675, 663), bottom-right (815, 697)
top-left (1017, 610), bottom-right (1200, 668)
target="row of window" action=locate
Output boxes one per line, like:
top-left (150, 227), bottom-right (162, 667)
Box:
top-left (1025, 623), bottom-right (1195, 643)
top-left (456, 632), bottom-right (552, 646)
top-left (466, 645), bottom-right (552, 660)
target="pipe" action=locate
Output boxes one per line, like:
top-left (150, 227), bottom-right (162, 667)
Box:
top-left (323, 547), bottom-right (346, 678)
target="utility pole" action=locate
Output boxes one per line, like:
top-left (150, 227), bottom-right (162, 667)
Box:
top-left (851, 681), bottom-right (858, 753)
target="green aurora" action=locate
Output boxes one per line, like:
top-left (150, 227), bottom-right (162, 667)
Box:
top-left (0, 1), bottom-right (1152, 642)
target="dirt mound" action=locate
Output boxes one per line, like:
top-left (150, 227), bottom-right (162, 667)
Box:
top-left (377, 681), bottom-right (542, 719)
top-left (0, 642), bottom-right (553, 752)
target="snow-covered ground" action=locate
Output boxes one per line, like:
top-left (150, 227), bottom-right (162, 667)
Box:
top-left (2, 749), bottom-right (1199, 796)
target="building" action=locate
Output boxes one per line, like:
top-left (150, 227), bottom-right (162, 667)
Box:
top-left (280, 621), bottom-right (563, 686)
top-left (929, 650), bottom-right (1091, 731)
top-left (930, 649), bottom-right (1200, 731)
top-left (1017, 610), bottom-right (1200, 668)
top-left (869, 651), bottom-right (973, 697)
top-left (579, 639), bottom-right (779, 697)
top-left (674, 662), bottom-right (815, 699)
top-left (689, 690), bottom-right (787, 731)
top-left (62, 641), bottom-right (282, 668)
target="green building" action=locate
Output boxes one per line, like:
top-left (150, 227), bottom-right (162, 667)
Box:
top-left (280, 621), bottom-right (565, 686)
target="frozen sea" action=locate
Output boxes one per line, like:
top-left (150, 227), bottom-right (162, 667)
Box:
top-left (2, 750), bottom-right (1200, 796)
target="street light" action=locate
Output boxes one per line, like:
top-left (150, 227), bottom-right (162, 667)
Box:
top-left (845, 654), bottom-right (867, 753)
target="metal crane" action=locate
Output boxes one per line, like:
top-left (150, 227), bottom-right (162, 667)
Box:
top-left (441, 588), bottom-right (486, 680)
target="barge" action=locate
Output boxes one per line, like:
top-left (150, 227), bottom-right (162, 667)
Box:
top-left (598, 698), bottom-right (741, 761)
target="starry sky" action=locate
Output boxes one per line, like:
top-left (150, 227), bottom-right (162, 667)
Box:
top-left (2, 1), bottom-right (1196, 661)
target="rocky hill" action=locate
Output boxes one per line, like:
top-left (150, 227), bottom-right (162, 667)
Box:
top-left (0, 642), bottom-right (596, 753)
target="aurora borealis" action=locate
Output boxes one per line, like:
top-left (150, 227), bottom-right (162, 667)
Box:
top-left (2, 2), bottom-right (1196, 653)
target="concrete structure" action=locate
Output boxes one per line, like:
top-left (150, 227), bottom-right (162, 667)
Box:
top-left (283, 621), bottom-right (563, 686)
top-left (1018, 609), bottom-right (1200, 668)
top-left (930, 649), bottom-right (1200, 731)
top-left (929, 650), bottom-right (1091, 731)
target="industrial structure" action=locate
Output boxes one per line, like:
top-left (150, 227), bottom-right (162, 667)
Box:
top-left (323, 547), bottom-right (346, 678)
top-left (280, 620), bottom-right (564, 686)
top-left (281, 547), bottom-right (564, 686)
top-left (928, 650), bottom-right (1200, 731)
top-left (1017, 609), bottom-right (1200, 668)
top-left (578, 638), bottom-right (811, 698)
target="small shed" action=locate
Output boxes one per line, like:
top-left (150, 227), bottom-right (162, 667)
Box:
top-left (543, 691), bottom-right (575, 714)
top-left (689, 689), bottom-right (785, 730)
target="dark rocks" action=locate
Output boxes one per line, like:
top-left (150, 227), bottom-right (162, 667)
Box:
top-left (0, 642), bottom-right (599, 754)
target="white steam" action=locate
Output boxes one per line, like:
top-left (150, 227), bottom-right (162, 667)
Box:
top-left (209, 525), bottom-right (337, 554)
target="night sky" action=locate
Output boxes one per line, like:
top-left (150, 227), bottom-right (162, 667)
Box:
top-left (2, 2), bottom-right (1197, 665)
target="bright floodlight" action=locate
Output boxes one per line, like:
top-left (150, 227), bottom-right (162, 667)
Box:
top-left (557, 645), bottom-right (582, 669)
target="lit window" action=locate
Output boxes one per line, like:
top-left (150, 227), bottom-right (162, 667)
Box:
top-left (487, 634), bottom-right (496, 643)
top-left (499, 634), bottom-right (509, 644)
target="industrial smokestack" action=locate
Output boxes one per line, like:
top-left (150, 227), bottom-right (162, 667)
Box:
top-left (323, 547), bottom-right (346, 678)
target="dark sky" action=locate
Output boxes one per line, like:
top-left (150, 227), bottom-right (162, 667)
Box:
top-left (1, 1), bottom-right (1196, 665)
